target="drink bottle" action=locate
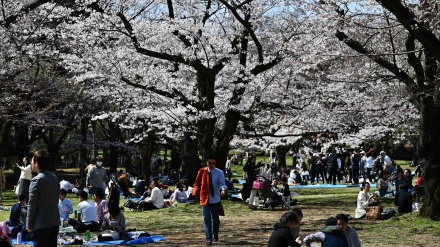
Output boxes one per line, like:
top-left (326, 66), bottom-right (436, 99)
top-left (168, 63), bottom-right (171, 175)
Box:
top-left (85, 230), bottom-right (91, 241)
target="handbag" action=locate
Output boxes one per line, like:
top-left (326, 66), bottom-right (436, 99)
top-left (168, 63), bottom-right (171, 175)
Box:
top-left (366, 206), bottom-right (381, 220)
top-left (252, 180), bottom-right (264, 190)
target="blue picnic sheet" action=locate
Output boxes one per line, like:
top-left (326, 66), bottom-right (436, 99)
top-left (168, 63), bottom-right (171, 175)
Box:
top-left (11, 235), bottom-right (165, 245)
top-left (290, 183), bottom-right (376, 189)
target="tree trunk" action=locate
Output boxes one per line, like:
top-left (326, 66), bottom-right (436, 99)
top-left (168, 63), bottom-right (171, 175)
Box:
top-left (109, 145), bottom-right (118, 173)
top-left (182, 132), bottom-right (200, 184)
top-left (276, 145), bottom-right (291, 168)
top-left (140, 133), bottom-right (158, 180)
top-left (419, 102), bottom-right (440, 220)
top-left (80, 118), bottom-right (89, 167)
top-left (14, 123), bottom-right (31, 159)
top-left (215, 110), bottom-right (241, 172)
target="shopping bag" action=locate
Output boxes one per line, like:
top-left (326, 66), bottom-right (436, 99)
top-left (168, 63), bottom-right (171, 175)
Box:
top-left (252, 180), bottom-right (263, 190)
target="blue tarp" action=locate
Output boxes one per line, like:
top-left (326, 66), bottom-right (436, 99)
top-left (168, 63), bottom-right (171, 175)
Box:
top-left (290, 183), bottom-right (376, 189)
top-left (11, 235), bottom-right (165, 245)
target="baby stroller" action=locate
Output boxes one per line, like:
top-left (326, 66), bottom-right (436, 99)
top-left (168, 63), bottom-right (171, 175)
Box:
top-left (256, 177), bottom-right (284, 210)
top-left (258, 176), bottom-right (298, 210)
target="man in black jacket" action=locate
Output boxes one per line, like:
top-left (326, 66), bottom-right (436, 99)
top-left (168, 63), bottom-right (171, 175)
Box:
top-left (268, 211), bottom-right (301, 247)
top-left (394, 183), bottom-right (412, 214)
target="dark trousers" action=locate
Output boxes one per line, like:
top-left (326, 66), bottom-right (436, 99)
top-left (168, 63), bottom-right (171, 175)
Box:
top-left (68, 219), bottom-right (99, 233)
top-left (352, 165), bottom-right (359, 184)
top-left (329, 167), bottom-right (338, 185)
top-left (317, 166), bottom-right (327, 183)
top-left (33, 225), bottom-right (59, 247)
top-left (310, 166), bottom-right (317, 184)
top-left (139, 201), bottom-right (159, 210)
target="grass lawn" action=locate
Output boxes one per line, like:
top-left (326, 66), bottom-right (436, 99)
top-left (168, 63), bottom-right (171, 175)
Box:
top-left (0, 160), bottom-right (438, 246)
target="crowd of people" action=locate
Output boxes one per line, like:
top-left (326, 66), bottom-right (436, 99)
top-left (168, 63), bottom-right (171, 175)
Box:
top-left (0, 149), bottom-right (423, 247)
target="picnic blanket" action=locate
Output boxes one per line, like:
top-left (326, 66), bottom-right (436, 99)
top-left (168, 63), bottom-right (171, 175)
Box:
top-left (10, 235), bottom-right (165, 245)
top-left (290, 183), bottom-right (376, 189)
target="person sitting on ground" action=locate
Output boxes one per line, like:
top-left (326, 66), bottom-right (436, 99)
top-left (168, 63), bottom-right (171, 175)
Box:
top-left (393, 171), bottom-right (405, 195)
top-left (303, 216), bottom-right (349, 247)
top-left (9, 194), bottom-right (27, 237)
top-left (394, 183), bottom-right (412, 214)
top-left (376, 171), bottom-right (389, 197)
top-left (403, 168), bottom-right (414, 191)
top-left (182, 179), bottom-right (194, 200)
top-left (100, 203), bottom-right (127, 240)
top-left (94, 190), bottom-right (109, 224)
top-left (355, 182), bottom-right (378, 218)
top-left (268, 211), bottom-right (302, 247)
top-left (68, 190), bottom-right (99, 232)
top-left (290, 209), bottom-right (303, 242)
top-left (60, 177), bottom-right (74, 193)
top-left (58, 189), bottom-right (74, 226)
top-left (134, 175), bottom-right (147, 196)
top-left (412, 193), bottom-right (420, 212)
top-left (292, 170), bottom-right (302, 184)
top-left (169, 182), bottom-right (188, 203)
top-left (336, 213), bottom-right (361, 247)
top-left (153, 176), bottom-right (170, 198)
top-left (138, 180), bottom-right (164, 210)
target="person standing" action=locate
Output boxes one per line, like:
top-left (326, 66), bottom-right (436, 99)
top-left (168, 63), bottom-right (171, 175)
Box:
top-left (16, 157), bottom-right (32, 199)
top-left (225, 156), bottom-right (232, 181)
top-left (86, 156), bottom-right (108, 196)
top-left (351, 149), bottom-right (361, 185)
top-left (193, 154), bottom-right (227, 246)
top-left (26, 151), bottom-right (60, 247)
top-left (0, 164), bottom-right (5, 205)
top-left (243, 155), bottom-right (264, 209)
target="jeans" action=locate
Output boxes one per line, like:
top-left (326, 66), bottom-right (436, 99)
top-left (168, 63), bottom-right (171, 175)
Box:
top-left (202, 202), bottom-right (220, 241)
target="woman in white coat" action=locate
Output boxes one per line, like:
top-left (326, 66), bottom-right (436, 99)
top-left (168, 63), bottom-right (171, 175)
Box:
top-left (15, 156), bottom-right (32, 199)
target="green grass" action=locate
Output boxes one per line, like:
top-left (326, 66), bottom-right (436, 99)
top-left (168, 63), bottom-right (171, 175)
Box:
top-left (1, 160), bottom-right (437, 246)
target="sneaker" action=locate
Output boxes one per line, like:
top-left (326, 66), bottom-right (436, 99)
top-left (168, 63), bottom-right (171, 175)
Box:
top-left (206, 240), bottom-right (212, 245)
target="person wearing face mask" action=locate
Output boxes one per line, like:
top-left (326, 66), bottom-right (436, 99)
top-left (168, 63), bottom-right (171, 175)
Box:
top-left (86, 157), bottom-right (108, 196)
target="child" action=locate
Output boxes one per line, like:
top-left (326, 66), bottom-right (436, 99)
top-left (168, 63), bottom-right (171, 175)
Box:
top-left (412, 193), bottom-right (420, 212)
top-left (280, 176), bottom-right (291, 210)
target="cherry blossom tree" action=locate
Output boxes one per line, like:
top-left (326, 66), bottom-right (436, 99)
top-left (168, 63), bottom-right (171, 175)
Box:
top-left (304, 0), bottom-right (440, 219)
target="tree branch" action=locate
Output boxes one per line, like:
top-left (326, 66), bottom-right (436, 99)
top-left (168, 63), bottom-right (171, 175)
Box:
top-left (335, 30), bottom-right (414, 85)
top-left (219, 0), bottom-right (264, 63)
top-left (376, 0), bottom-right (440, 63)
top-left (120, 76), bottom-right (200, 110)
top-left (1, 0), bottom-right (50, 27)
top-left (116, 12), bottom-right (206, 71)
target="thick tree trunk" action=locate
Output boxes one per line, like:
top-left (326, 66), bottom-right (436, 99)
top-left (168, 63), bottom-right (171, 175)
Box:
top-left (14, 123), bottom-right (31, 159)
top-left (276, 145), bottom-right (291, 168)
top-left (109, 145), bottom-right (118, 173)
top-left (140, 133), bottom-right (158, 179)
top-left (215, 110), bottom-right (241, 172)
top-left (182, 132), bottom-right (200, 184)
top-left (419, 102), bottom-right (440, 220)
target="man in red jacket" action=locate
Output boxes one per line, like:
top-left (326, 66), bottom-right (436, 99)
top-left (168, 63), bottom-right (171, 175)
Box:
top-left (193, 154), bottom-right (227, 246)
